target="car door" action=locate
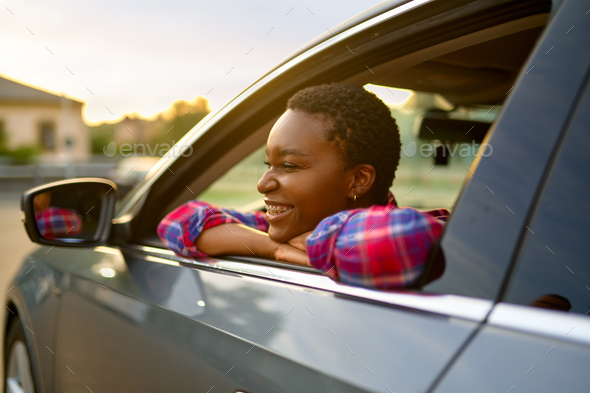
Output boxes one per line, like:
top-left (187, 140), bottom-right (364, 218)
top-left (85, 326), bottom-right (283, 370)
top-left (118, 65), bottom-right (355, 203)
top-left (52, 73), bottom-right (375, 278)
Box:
top-left (51, 141), bottom-right (489, 392)
top-left (430, 0), bottom-right (590, 391)
top-left (433, 78), bottom-right (590, 393)
top-left (52, 242), bottom-right (488, 393)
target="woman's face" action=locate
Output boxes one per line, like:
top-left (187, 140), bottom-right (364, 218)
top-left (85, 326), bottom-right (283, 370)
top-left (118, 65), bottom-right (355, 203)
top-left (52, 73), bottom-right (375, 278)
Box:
top-left (257, 109), bottom-right (354, 243)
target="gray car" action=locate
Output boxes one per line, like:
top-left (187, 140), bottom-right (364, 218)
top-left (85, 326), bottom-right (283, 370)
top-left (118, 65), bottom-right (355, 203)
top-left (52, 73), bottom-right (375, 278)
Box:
top-left (4, 0), bottom-right (590, 392)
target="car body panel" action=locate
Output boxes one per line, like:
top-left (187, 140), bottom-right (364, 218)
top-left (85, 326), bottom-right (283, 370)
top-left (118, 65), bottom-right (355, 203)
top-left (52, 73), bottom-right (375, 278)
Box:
top-left (45, 245), bottom-right (478, 392)
top-left (6, 253), bottom-right (67, 393)
top-left (432, 324), bottom-right (590, 393)
top-left (488, 303), bottom-right (590, 347)
top-left (130, 246), bottom-right (495, 322)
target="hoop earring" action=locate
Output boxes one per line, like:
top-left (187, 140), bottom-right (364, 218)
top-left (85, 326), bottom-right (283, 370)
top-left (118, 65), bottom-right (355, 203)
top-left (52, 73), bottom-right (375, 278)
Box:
top-left (353, 195), bottom-right (357, 202)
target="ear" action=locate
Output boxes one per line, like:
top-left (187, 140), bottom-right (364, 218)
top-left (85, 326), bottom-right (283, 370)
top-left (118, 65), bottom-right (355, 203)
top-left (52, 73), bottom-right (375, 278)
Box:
top-left (347, 164), bottom-right (376, 199)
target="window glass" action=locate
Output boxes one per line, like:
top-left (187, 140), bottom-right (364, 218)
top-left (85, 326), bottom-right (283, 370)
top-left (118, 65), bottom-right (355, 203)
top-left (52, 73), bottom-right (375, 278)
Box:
top-left (39, 122), bottom-right (56, 151)
top-left (0, 119), bottom-right (5, 146)
top-left (504, 85), bottom-right (590, 315)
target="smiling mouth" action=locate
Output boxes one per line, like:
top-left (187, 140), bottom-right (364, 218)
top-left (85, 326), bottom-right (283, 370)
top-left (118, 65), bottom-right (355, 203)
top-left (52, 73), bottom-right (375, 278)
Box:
top-left (266, 205), bottom-right (294, 216)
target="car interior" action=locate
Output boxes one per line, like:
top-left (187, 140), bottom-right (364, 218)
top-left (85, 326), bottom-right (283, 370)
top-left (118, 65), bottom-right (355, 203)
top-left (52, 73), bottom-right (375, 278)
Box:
top-left (124, 1), bottom-right (552, 275)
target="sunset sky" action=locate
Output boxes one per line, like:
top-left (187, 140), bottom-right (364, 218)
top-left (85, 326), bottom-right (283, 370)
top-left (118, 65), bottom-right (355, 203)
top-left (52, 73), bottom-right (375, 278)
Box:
top-left (0, 0), bottom-right (383, 124)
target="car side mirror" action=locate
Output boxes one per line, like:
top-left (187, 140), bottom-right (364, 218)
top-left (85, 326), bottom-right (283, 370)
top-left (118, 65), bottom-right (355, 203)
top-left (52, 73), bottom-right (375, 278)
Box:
top-left (20, 178), bottom-right (117, 247)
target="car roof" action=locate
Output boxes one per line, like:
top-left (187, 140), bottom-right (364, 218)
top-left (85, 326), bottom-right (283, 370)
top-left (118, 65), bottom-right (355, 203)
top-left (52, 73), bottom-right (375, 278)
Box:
top-left (248, 0), bottom-right (549, 106)
top-left (251, 0), bottom-right (409, 86)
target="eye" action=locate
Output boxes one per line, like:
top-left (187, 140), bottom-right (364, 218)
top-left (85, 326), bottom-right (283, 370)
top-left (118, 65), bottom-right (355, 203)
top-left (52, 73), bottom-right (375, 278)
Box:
top-left (263, 160), bottom-right (299, 170)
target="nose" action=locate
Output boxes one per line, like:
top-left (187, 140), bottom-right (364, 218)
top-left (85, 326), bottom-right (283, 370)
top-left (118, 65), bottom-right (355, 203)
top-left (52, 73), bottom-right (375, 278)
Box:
top-left (257, 168), bottom-right (279, 195)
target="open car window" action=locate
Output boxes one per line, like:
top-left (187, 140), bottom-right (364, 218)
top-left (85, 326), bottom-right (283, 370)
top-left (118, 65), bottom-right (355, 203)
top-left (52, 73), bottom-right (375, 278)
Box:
top-left (133, 3), bottom-right (553, 299)
top-left (198, 145), bottom-right (267, 211)
top-left (370, 86), bottom-right (499, 210)
top-left (197, 85), bottom-right (500, 213)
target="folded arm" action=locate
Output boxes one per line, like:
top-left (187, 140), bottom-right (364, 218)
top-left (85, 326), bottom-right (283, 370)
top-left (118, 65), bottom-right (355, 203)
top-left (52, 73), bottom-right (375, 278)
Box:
top-left (306, 206), bottom-right (448, 290)
top-left (158, 200), bottom-right (308, 265)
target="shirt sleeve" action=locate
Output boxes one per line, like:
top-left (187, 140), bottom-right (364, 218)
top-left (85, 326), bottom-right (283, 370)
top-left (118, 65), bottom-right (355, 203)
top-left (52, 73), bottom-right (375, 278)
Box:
top-left (157, 200), bottom-right (269, 258)
top-left (306, 205), bottom-right (447, 290)
top-left (37, 207), bottom-right (83, 239)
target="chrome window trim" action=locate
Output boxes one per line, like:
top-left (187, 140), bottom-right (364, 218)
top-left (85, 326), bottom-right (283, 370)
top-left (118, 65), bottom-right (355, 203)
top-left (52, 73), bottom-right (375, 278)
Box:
top-left (122, 244), bottom-right (493, 323)
top-left (488, 303), bottom-right (590, 347)
top-left (115, 0), bottom-right (433, 218)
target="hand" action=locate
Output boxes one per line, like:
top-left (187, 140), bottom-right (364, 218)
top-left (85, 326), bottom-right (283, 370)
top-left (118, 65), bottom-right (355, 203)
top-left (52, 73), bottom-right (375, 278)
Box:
top-left (274, 242), bottom-right (310, 266)
top-left (287, 230), bottom-right (314, 252)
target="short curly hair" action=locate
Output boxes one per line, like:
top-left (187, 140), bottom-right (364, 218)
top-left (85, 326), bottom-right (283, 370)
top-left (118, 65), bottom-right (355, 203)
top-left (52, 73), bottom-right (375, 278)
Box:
top-left (287, 83), bottom-right (401, 205)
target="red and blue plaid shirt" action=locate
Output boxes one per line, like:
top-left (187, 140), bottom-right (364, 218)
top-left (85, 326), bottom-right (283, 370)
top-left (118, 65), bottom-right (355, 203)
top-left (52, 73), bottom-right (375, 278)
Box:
top-left (35, 207), bottom-right (82, 239)
top-left (157, 191), bottom-right (449, 290)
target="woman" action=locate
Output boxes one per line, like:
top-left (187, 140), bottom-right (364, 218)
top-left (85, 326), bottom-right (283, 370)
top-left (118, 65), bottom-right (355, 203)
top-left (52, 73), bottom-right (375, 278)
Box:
top-left (158, 83), bottom-right (449, 290)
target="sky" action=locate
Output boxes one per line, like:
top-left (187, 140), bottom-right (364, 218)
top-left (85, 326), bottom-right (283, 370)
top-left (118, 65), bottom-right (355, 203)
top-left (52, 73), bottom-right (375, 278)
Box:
top-left (0, 0), bottom-right (385, 124)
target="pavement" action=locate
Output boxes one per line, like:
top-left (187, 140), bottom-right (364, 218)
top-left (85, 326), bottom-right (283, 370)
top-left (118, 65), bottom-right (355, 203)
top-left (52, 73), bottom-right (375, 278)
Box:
top-left (0, 192), bottom-right (39, 382)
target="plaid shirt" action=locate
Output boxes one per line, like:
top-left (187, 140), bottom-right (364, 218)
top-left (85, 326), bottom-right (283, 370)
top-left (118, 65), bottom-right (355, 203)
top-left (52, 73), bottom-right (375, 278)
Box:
top-left (157, 192), bottom-right (449, 290)
top-left (35, 207), bottom-right (82, 239)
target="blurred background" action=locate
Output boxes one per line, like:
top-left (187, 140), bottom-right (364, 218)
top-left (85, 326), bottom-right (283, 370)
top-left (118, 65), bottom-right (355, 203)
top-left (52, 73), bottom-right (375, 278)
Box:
top-left (0, 0), bottom-right (387, 353)
top-left (0, 0), bottom-right (385, 192)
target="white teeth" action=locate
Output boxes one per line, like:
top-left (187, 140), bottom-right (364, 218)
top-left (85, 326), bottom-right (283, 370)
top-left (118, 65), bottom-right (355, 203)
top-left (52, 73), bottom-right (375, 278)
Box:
top-left (267, 205), bottom-right (293, 215)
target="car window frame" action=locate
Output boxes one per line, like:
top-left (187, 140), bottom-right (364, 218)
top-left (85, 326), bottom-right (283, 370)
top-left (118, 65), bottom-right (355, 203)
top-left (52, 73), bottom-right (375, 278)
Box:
top-left (499, 73), bottom-right (590, 314)
top-left (120, 243), bottom-right (494, 322)
top-left (422, 0), bottom-right (590, 301)
top-left (109, 0), bottom-right (556, 308)
top-left (116, 0), bottom-right (553, 230)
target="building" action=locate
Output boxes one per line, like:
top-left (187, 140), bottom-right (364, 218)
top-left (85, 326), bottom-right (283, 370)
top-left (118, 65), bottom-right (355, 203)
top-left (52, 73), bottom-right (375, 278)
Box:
top-left (0, 74), bottom-right (89, 163)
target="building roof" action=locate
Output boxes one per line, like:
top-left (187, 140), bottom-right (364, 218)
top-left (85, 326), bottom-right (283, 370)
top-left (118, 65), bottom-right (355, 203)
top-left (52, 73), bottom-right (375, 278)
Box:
top-left (0, 74), bottom-right (83, 106)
